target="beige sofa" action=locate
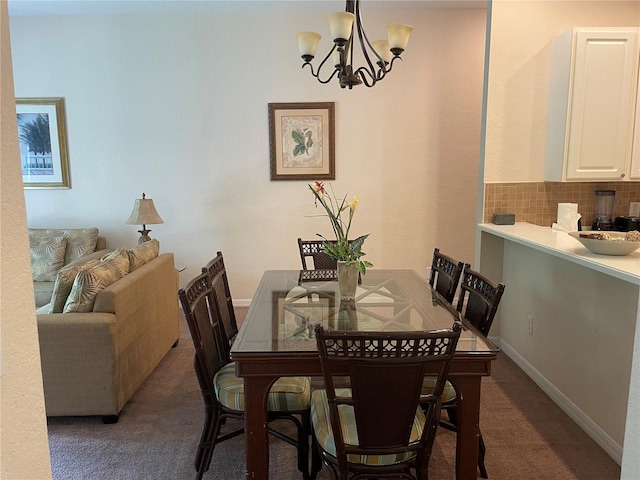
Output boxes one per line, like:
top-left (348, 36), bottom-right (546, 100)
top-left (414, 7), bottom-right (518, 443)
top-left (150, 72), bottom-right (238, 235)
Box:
top-left (36, 252), bottom-right (180, 422)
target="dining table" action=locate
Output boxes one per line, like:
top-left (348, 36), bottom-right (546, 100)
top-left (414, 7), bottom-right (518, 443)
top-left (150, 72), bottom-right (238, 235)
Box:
top-left (231, 269), bottom-right (500, 480)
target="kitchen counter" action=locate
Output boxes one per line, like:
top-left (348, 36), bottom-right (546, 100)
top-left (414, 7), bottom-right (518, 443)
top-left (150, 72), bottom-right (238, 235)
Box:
top-left (478, 222), bottom-right (640, 285)
top-left (477, 221), bottom-right (640, 468)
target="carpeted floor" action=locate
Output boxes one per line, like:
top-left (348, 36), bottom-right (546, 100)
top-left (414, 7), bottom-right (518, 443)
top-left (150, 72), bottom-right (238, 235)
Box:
top-left (47, 308), bottom-right (621, 479)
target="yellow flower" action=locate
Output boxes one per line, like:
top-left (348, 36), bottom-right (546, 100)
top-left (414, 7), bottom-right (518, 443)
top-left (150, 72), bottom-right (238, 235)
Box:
top-left (347, 195), bottom-right (359, 212)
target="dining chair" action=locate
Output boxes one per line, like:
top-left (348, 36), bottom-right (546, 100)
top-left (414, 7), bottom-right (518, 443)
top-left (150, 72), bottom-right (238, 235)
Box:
top-left (423, 265), bottom-right (505, 479)
top-left (178, 272), bottom-right (312, 480)
top-left (298, 238), bottom-right (338, 270)
top-left (455, 265), bottom-right (506, 337)
top-left (310, 323), bottom-right (462, 480)
top-left (428, 247), bottom-right (466, 304)
top-left (202, 251), bottom-right (238, 351)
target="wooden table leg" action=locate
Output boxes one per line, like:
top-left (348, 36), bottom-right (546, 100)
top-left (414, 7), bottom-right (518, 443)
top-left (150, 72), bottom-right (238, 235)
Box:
top-left (243, 375), bottom-right (276, 480)
top-left (450, 375), bottom-right (482, 480)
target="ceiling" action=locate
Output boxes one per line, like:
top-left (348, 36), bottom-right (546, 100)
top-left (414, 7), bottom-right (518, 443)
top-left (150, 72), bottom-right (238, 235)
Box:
top-left (7, 0), bottom-right (487, 17)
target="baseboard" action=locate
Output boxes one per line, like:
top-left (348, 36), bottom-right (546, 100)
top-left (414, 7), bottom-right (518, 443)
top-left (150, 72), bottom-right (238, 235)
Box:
top-left (499, 340), bottom-right (623, 465)
top-left (234, 299), bottom-right (252, 307)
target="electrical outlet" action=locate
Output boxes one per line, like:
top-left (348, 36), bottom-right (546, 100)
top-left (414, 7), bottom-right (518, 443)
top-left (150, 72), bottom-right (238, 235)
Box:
top-left (630, 202), bottom-right (640, 217)
top-left (527, 315), bottom-right (534, 335)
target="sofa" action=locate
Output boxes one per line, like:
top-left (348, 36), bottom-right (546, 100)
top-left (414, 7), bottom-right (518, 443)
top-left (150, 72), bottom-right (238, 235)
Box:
top-left (33, 235), bottom-right (180, 423)
top-left (30, 228), bottom-right (109, 308)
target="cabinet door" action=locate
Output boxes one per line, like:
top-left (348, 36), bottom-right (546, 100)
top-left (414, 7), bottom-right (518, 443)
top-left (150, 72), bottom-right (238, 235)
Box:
top-left (565, 30), bottom-right (639, 180)
top-left (631, 65), bottom-right (640, 180)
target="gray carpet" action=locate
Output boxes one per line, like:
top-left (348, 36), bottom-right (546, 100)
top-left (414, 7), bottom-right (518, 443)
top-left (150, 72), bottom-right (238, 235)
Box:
top-left (47, 309), bottom-right (621, 479)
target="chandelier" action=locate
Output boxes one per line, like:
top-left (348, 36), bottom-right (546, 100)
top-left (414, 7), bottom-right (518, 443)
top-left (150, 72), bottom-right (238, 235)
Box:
top-left (296, 0), bottom-right (413, 89)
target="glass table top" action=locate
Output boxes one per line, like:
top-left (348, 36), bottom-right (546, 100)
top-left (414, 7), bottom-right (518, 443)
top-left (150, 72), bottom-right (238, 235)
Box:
top-left (231, 269), bottom-right (499, 355)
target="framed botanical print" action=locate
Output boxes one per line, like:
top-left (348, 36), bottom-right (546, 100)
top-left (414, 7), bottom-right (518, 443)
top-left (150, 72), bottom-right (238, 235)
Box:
top-left (269, 102), bottom-right (335, 181)
top-left (16, 97), bottom-right (71, 189)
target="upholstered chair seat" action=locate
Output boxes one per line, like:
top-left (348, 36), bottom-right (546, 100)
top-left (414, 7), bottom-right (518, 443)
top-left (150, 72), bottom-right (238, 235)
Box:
top-left (215, 363), bottom-right (311, 412)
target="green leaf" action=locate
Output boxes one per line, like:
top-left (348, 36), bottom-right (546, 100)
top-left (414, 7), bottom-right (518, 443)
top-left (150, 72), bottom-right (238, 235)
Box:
top-left (292, 129), bottom-right (305, 144)
top-left (293, 144), bottom-right (307, 157)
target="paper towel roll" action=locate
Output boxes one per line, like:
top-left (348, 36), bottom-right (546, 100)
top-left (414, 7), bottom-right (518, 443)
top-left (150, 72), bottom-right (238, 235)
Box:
top-left (557, 203), bottom-right (578, 223)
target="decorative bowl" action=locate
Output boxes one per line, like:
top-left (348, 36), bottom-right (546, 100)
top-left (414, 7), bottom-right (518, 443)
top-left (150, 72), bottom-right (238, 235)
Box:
top-left (568, 231), bottom-right (640, 256)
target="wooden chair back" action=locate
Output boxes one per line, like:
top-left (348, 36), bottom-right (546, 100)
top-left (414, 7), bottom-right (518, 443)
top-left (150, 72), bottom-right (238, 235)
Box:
top-left (297, 238), bottom-right (338, 270)
top-left (456, 266), bottom-right (505, 336)
top-left (314, 323), bottom-right (461, 477)
top-left (429, 247), bottom-right (465, 304)
top-left (202, 251), bottom-right (238, 359)
top-left (178, 272), bottom-right (227, 409)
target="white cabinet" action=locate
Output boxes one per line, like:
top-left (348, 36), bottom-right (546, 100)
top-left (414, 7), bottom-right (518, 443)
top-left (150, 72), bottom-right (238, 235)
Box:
top-left (545, 28), bottom-right (640, 182)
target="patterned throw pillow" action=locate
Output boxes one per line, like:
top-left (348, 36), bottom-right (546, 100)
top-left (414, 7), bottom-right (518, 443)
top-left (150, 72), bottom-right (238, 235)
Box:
top-left (48, 258), bottom-right (102, 313)
top-left (30, 236), bottom-right (67, 281)
top-left (63, 248), bottom-right (130, 313)
top-left (29, 228), bottom-right (99, 265)
top-left (127, 239), bottom-right (160, 271)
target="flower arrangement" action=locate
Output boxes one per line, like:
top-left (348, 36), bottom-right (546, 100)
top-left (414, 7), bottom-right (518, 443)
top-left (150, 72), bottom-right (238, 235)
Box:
top-left (308, 182), bottom-right (373, 275)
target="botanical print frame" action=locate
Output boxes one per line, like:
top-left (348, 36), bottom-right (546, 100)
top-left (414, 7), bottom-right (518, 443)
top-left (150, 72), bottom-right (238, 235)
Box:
top-left (269, 102), bottom-right (335, 181)
top-left (16, 97), bottom-right (71, 189)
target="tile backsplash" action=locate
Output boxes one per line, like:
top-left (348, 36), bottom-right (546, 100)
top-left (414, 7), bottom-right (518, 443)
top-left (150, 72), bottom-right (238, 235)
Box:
top-left (484, 182), bottom-right (640, 228)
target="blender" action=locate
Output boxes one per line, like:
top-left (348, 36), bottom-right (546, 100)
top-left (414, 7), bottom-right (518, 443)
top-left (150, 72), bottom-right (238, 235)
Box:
top-left (592, 190), bottom-right (615, 231)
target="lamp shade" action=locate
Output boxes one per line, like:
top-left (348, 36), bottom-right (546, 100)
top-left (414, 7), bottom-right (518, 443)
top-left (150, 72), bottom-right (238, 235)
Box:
top-left (387, 24), bottom-right (413, 52)
top-left (372, 40), bottom-right (392, 63)
top-left (328, 11), bottom-right (355, 44)
top-left (297, 31), bottom-right (321, 58)
top-left (126, 193), bottom-right (164, 226)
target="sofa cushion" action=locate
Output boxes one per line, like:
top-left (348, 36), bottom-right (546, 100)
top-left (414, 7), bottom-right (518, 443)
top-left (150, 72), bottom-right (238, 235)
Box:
top-left (63, 248), bottom-right (130, 313)
top-left (127, 239), bottom-right (160, 271)
top-left (30, 236), bottom-right (67, 281)
top-left (29, 228), bottom-right (99, 265)
top-left (49, 258), bottom-right (102, 313)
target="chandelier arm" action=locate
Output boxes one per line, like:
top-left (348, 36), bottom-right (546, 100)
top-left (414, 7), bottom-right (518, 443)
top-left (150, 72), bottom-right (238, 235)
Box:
top-left (352, 66), bottom-right (378, 87)
top-left (302, 62), bottom-right (340, 85)
top-left (355, 52), bottom-right (403, 85)
top-left (303, 44), bottom-right (341, 84)
top-left (353, 0), bottom-right (383, 81)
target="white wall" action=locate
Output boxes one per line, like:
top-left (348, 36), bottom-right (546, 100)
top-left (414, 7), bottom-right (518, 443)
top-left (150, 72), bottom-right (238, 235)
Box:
top-left (501, 242), bottom-right (636, 448)
top-left (0, 2), bottom-right (53, 477)
top-left (485, 0), bottom-right (640, 183)
top-left (9, 5), bottom-right (487, 299)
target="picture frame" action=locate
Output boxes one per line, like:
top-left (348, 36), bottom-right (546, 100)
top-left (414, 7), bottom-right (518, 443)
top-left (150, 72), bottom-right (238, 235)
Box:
top-left (269, 102), bottom-right (335, 181)
top-left (16, 97), bottom-right (71, 189)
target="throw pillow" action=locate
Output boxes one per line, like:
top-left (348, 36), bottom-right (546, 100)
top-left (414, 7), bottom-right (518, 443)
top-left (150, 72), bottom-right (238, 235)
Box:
top-left (127, 239), bottom-right (160, 271)
top-left (30, 236), bottom-right (67, 281)
top-left (63, 248), bottom-right (130, 313)
top-left (48, 258), bottom-right (101, 313)
top-left (29, 228), bottom-right (99, 265)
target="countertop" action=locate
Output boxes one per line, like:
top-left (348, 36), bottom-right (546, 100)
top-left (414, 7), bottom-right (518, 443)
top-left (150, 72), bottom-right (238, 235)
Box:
top-left (478, 222), bottom-right (640, 285)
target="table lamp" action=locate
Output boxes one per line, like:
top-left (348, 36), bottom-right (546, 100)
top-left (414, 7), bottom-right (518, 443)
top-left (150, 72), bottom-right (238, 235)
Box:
top-left (126, 193), bottom-right (164, 244)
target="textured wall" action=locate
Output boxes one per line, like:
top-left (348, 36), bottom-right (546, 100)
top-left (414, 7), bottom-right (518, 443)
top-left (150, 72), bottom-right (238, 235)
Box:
top-left (0, 2), bottom-right (52, 477)
top-left (10, 7), bottom-right (487, 299)
top-left (485, 0), bottom-right (640, 183)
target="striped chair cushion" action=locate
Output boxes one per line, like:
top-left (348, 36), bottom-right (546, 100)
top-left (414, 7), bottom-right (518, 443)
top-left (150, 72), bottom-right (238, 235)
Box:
top-left (214, 362), bottom-right (311, 411)
top-left (311, 388), bottom-right (425, 466)
top-left (421, 378), bottom-right (457, 403)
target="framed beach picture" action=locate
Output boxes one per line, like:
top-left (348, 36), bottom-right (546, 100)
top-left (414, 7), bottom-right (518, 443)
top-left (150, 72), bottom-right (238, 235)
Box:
top-left (16, 97), bottom-right (71, 189)
top-left (269, 102), bottom-right (335, 181)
